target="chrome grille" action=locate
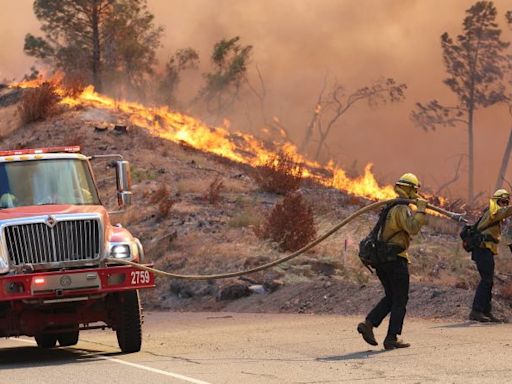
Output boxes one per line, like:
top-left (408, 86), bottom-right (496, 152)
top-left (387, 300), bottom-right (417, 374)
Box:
top-left (4, 219), bottom-right (101, 266)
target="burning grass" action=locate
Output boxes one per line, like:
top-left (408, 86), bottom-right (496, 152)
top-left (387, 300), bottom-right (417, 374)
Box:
top-left (10, 77), bottom-right (408, 202)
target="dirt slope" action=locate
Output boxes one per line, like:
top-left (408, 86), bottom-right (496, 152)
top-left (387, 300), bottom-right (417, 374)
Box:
top-left (2, 102), bottom-right (512, 321)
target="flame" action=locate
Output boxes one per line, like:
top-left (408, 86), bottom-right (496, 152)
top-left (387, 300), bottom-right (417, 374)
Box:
top-left (330, 164), bottom-right (396, 200)
top-left (10, 80), bottom-right (400, 201)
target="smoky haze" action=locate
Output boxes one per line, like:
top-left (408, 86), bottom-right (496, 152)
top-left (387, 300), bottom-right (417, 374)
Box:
top-left (1, 0), bottom-right (512, 199)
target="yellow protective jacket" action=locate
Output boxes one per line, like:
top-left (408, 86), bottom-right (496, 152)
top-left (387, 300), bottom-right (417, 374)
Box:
top-left (381, 204), bottom-right (426, 262)
top-left (477, 206), bottom-right (512, 255)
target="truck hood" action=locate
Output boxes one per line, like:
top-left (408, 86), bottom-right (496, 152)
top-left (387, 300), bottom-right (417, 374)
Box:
top-left (0, 204), bottom-right (132, 245)
top-left (0, 205), bottom-right (108, 220)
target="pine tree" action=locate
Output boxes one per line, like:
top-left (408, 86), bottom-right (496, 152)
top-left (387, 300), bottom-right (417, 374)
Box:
top-left (412, 1), bottom-right (510, 202)
top-left (24, 0), bottom-right (162, 93)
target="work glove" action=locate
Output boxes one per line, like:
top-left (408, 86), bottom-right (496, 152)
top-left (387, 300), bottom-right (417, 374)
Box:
top-left (416, 198), bottom-right (428, 213)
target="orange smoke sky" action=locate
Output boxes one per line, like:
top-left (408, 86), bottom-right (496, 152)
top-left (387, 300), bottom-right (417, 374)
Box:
top-left (1, 0), bottom-right (512, 199)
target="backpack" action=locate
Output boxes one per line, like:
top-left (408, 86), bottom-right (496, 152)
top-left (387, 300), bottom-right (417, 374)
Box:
top-left (358, 202), bottom-right (407, 268)
top-left (459, 209), bottom-right (499, 253)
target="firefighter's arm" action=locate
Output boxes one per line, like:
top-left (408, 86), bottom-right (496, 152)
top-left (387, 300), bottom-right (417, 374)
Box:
top-left (491, 206), bottom-right (512, 222)
top-left (395, 204), bottom-right (426, 236)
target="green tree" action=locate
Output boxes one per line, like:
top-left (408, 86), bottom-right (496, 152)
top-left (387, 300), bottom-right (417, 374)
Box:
top-left (102, 0), bottom-right (163, 94)
top-left (24, 0), bottom-right (162, 93)
top-left (199, 36), bottom-right (252, 116)
top-left (412, 1), bottom-right (510, 202)
top-left (158, 48), bottom-right (199, 107)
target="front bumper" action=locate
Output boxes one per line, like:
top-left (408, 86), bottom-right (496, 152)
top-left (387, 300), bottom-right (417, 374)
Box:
top-left (0, 265), bottom-right (155, 302)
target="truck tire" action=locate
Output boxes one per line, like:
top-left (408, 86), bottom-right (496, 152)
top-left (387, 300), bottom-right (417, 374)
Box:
top-left (116, 290), bottom-right (142, 353)
top-left (57, 330), bottom-right (79, 347)
top-left (35, 334), bottom-right (57, 348)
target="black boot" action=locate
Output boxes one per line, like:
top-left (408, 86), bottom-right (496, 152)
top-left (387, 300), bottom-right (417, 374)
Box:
top-left (469, 310), bottom-right (491, 322)
top-left (383, 336), bottom-right (410, 350)
top-left (483, 312), bottom-right (504, 323)
top-left (357, 320), bottom-right (378, 346)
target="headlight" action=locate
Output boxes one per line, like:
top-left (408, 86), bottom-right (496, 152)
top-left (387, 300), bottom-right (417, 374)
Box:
top-left (110, 244), bottom-right (131, 259)
top-left (0, 257), bottom-right (8, 274)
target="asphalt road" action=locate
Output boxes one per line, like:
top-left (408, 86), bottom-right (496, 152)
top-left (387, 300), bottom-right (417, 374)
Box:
top-left (1, 312), bottom-right (512, 384)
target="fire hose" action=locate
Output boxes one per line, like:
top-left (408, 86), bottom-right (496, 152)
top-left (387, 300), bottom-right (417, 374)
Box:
top-left (107, 198), bottom-right (467, 281)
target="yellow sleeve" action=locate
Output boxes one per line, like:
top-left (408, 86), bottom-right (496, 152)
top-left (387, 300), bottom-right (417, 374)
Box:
top-left (394, 205), bottom-right (425, 235)
top-left (491, 206), bottom-right (512, 222)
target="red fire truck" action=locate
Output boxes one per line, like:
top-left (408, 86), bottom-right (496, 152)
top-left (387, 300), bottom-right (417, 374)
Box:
top-left (0, 146), bottom-right (154, 353)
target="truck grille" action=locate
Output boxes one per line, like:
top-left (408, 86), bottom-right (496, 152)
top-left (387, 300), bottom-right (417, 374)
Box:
top-left (4, 219), bottom-right (101, 266)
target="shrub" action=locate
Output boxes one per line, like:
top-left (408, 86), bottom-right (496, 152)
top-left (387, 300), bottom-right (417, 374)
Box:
top-left (150, 184), bottom-right (170, 204)
top-left (18, 82), bottom-right (60, 123)
top-left (149, 184), bottom-right (174, 219)
top-left (204, 176), bottom-right (224, 204)
top-left (158, 198), bottom-right (175, 219)
top-left (258, 192), bottom-right (316, 252)
top-left (254, 151), bottom-right (303, 194)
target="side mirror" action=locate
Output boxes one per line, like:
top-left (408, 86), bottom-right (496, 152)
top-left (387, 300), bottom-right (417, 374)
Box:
top-left (117, 191), bottom-right (132, 207)
top-left (116, 161), bottom-right (132, 207)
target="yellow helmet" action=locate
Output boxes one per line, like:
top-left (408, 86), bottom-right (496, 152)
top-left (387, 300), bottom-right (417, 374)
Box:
top-left (396, 173), bottom-right (421, 189)
top-left (492, 189), bottom-right (510, 200)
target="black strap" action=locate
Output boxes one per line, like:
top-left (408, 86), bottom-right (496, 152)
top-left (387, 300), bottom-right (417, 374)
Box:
top-left (482, 234), bottom-right (499, 244)
top-left (377, 202), bottom-right (408, 242)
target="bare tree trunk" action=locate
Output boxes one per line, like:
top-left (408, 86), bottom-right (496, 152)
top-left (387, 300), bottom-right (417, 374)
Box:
top-left (91, 0), bottom-right (102, 92)
top-left (299, 74), bottom-right (328, 152)
top-left (495, 128), bottom-right (512, 191)
top-left (314, 131), bottom-right (328, 161)
top-left (467, 104), bottom-right (474, 203)
top-left (436, 155), bottom-right (464, 196)
top-left (300, 112), bottom-right (319, 153)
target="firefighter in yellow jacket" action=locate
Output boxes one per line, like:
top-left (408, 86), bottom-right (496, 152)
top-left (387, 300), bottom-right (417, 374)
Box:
top-left (357, 173), bottom-right (427, 349)
top-left (469, 189), bottom-right (512, 322)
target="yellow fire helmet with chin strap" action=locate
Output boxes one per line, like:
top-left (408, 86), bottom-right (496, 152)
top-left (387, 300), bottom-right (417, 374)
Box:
top-left (490, 188), bottom-right (510, 216)
top-left (395, 173), bottom-right (421, 189)
top-left (492, 189), bottom-right (510, 200)
top-left (394, 173), bottom-right (421, 199)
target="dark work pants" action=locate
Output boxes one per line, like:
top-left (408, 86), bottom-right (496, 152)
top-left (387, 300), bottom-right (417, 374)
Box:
top-left (366, 257), bottom-right (409, 338)
top-left (471, 247), bottom-right (495, 313)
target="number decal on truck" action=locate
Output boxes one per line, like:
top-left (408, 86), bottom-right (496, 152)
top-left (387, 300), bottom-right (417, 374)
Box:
top-left (131, 270), bottom-right (150, 285)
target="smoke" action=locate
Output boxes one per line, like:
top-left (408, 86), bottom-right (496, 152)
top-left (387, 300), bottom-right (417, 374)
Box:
top-left (0, 2), bottom-right (39, 81)
top-left (2, 0), bottom-right (512, 199)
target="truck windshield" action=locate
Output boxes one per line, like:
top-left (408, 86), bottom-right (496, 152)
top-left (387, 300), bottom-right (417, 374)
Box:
top-left (0, 159), bottom-right (100, 208)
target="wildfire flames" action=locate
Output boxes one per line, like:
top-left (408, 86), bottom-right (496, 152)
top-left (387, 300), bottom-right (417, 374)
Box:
top-left (11, 77), bottom-right (398, 200)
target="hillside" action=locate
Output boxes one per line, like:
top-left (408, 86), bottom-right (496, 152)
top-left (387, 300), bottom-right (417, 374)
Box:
top-left (1, 89), bottom-right (512, 322)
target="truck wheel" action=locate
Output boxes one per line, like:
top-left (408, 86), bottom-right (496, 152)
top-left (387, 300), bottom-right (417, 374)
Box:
top-left (35, 334), bottom-right (57, 348)
top-left (57, 330), bottom-right (79, 347)
top-left (116, 290), bottom-right (142, 353)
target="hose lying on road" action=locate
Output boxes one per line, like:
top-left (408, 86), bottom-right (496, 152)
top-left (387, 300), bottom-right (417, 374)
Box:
top-left (108, 198), bottom-right (466, 281)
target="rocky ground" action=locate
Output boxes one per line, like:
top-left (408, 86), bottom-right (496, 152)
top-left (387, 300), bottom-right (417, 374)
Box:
top-left (2, 87), bottom-right (512, 322)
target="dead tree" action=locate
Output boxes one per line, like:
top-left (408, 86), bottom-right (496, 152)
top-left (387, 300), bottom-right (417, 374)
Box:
top-left (245, 66), bottom-right (292, 142)
top-left (302, 78), bottom-right (406, 161)
top-left (436, 154), bottom-right (465, 196)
